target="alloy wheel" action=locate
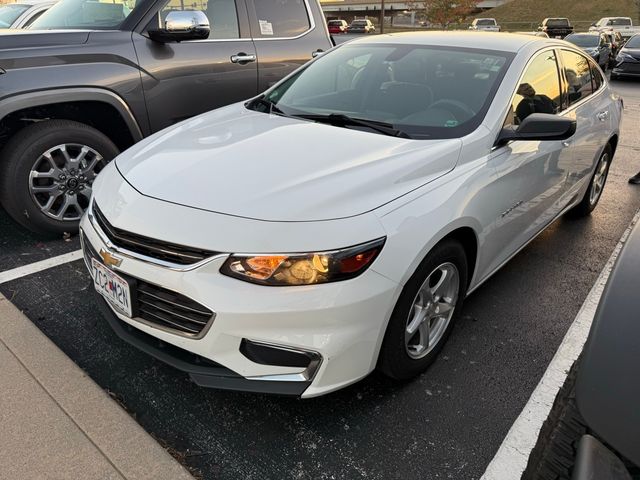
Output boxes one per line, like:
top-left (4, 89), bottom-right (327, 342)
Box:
top-left (589, 152), bottom-right (609, 207)
top-left (405, 262), bottom-right (459, 359)
top-left (28, 143), bottom-right (105, 221)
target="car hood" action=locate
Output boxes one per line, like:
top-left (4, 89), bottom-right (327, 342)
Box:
top-left (0, 30), bottom-right (90, 49)
top-left (116, 104), bottom-right (462, 222)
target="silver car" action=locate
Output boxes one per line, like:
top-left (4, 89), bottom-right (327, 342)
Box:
top-left (0, 0), bottom-right (55, 29)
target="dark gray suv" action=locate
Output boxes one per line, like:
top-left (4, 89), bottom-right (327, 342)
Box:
top-left (0, 0), bottom-right (332, 234)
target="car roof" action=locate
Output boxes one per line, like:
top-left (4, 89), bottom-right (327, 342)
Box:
top-left (347, 31), bottom-right (556, 53)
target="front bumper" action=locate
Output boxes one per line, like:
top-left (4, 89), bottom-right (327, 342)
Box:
top-left (81, 208), bottom-right (399, 398)
top-left (612, 62), bottom-right (640, 76)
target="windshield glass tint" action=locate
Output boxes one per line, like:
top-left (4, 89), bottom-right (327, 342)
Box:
top-left (258, 44), bottom-right (512, 139)
top-left (29, 0), bottom-right (136, 29)
top-left (0, 4), bottom-right (29, 28)
top-left (567, 35), bottom-right (599, 47)
top-left (626, 36), bottom-right (640, 48)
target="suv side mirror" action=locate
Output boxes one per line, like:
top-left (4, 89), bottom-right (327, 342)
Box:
top-left (148, 10), bottom-right (210, 43)
top-left (496, 113), bottom-right (576, 145)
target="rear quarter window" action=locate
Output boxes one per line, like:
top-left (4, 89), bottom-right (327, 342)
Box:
top-left (254, 0), bottom-right (310, 38)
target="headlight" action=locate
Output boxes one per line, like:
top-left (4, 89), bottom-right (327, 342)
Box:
top-left (221, 238), bottom-right (385, 286)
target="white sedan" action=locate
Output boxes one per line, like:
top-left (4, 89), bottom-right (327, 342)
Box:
top-left (81, 32), bottom-right (622, 398)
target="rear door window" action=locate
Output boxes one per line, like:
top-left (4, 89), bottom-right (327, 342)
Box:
top-left (253, 0), bottom-right (310, 38)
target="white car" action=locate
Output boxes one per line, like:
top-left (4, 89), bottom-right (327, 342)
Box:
top-left (589, 17), bottom-right (640, 40)
top-left (0, 0), bottom-right (55, 29)
top-left (81, 32), bottom-right (622, 398)
top-left (469, 18), bottom-right (500, 32)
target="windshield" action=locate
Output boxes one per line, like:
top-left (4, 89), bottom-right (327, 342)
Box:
top-left (566, 35), bottom-right (599, 47)
top-left (547, 19), bottom-right (569, 27)
top-left (477, 19), bottom-right (495, 25)
top-left (328, 20), bottom-right (343, 26)
top-left (249, 44), bottom-right (513, 139)
top-left (352, 20), bottom-right (367, 25)
top-left (29, 0), bottom-right (137, 29)
top-left (608, 18), bottom-right (631, 26)
top-left (0, 4), bottom-right (29, 28)
top-left (626, 35), bottom-right (640, 48)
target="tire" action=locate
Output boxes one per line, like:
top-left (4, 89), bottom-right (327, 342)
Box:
top-left (378, 239), bottom-right (468, 380)
top-left (0, 120), bottom-right (119, 235)
top-left (568, 145), bottom-right (612, 218)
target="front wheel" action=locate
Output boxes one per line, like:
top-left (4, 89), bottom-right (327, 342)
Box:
top-left (568, 145), bottom-right (612, 217)
top-left (0, 120), bottom-right (119, 235)
top-left (378, 240), bottom-right (468, 380)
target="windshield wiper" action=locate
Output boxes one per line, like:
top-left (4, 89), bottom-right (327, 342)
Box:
top-left (249, 96), bottom-right (285, 116)
top-left (298, 113), bottom-right (412, 138)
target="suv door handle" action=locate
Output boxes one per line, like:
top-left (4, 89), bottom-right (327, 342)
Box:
top-left (596, 111), bottom-right (609, 121)
top-left (312, 49), bottom-right (325, 58)
top-left (230, 53), bottom-right (256, 64)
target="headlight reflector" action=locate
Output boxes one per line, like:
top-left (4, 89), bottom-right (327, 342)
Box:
top-left (221, 238), bottom-right (385, 286)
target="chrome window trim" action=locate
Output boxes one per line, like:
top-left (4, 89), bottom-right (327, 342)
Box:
top-left (87, 202), bottom-right (227, 272)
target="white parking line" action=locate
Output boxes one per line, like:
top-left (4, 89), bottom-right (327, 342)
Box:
top-left (481, 208), bottom-right (640, 480)
top-left (0, 250), bottom-right (83, 285)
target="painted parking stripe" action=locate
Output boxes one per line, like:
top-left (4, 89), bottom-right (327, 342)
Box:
top-left (0, 250), bottom-right (83, 285)
top-left (481, 207), bottom-right (640, 480)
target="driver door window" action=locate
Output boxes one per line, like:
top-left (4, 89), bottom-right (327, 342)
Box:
top-left (505, 50), bottom-right (562, 126)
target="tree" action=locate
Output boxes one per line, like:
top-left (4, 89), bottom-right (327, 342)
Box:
top-left (422, 0), bottom-right (477, 28)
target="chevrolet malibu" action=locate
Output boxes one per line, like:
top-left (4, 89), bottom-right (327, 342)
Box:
top-left (81, 33), bottom-right (622, 398)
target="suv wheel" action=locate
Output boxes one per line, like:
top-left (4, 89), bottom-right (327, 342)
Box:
top-left (378, 240), bottom-right (468, 380)
top-left (0, 120), bottom-right (119, 235)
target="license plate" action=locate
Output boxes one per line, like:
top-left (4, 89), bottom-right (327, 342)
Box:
top-left (91, 258), bottom-right (133, 317)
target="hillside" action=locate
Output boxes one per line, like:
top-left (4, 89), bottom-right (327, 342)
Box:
top-left (476, 0), bottom-right (639, 30)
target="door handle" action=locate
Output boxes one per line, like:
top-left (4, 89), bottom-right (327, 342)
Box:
top-left (562, 141), bottom-right (571, 147)
top-left (596, 111), bottom-right (609, 121)
top-left (230, 53), bottom-right (256, 64)
top-left (312, 49), bottom-right (325, 58)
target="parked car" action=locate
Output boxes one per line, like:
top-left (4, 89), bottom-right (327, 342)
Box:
top-left (538, 18), bottom-right (573, 38)
top-left (611, 33), bottom-right (640, 80)
top-left (0, 0), bottom-right (332, 235)
top-left (530, 220), bottom-right (640, 479)
top-left (589, 16), bottom-right (640, 41)
top-left (327, 19), bottom-right (348, 34)
top-left (0, 0), bottom-right (55, 29)
top-left (347, 18), bottom-right (375, 34)
top-left (565, 32), bottom-right (612, 70)
top-left (469, 18), bottom-right (500, 32)
top-left (82, 32), bottom-right (622, 398)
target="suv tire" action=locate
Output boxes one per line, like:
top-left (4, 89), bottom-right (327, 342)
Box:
top-left (0, 120), bottom-right (118, 235)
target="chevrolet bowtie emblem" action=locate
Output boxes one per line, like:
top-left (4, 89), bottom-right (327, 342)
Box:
top-left (99, 249), bottom-right (123, 268)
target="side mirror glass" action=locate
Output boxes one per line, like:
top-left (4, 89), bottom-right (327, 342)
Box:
top-left (497, 113), bottom-right (576, 146)
top-left (148, 10), bottom-right (210, 43)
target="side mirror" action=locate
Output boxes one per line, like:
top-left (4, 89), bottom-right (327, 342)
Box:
top-left (496, 113), bottom-right (576, 145)
top-left (148, 10), bottom-right (210, 43)
top-left (591, 22), bottom-right (596, 26)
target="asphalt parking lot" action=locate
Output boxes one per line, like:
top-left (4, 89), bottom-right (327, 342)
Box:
top-left (1, 77), bottom-right (639, 479)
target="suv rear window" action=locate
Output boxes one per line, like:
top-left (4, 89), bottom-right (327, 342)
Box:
top-left (477, 19), bottom-right (495, 26)
top-left (254, 0), bottom-right (310, 38)
top-left (547, 19), bottom-right (569, 27)
top-left (328, 20), bottom-right (343, 26)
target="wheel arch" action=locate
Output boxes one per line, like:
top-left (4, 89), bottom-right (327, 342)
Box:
top-left (0, 88), bottom-right (144, 153)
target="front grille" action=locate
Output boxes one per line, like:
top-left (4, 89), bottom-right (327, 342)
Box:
top-left (92, 203), bottom-right (218, 265)
top-left (83, 233), bottom-right (215, 337)
top-left (136, 281), bottom-right (214, 336)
